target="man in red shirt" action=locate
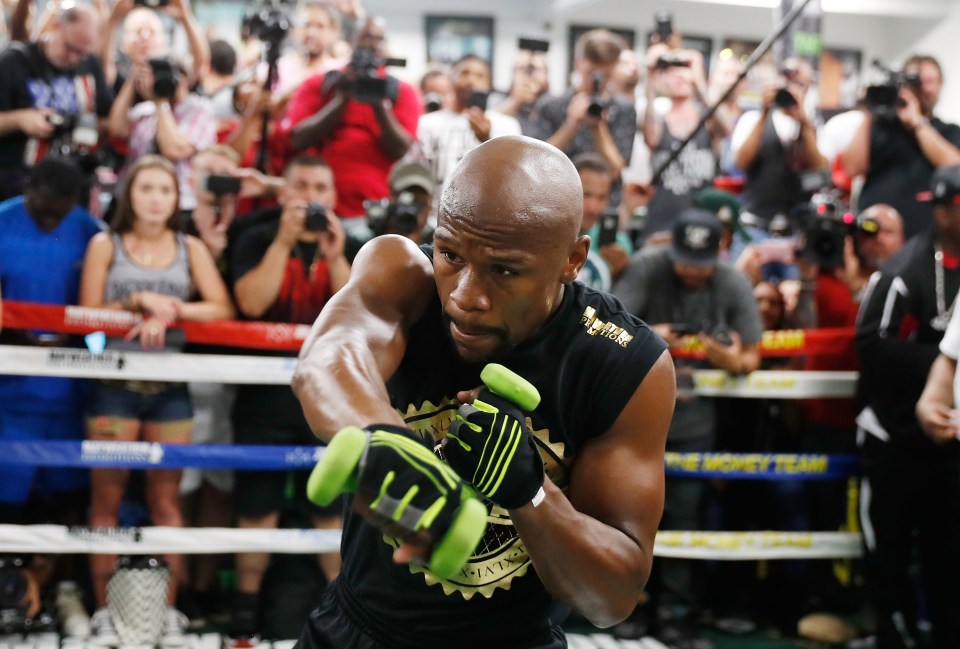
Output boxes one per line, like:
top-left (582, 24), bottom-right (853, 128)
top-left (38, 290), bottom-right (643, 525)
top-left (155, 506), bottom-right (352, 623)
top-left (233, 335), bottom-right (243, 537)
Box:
top-left (282, 16), bottom-right (420, 227)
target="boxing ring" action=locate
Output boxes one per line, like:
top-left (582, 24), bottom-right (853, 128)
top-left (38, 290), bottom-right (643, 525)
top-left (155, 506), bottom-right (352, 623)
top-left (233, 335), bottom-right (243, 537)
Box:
top-left (0, 300), bottom-right (864, 563)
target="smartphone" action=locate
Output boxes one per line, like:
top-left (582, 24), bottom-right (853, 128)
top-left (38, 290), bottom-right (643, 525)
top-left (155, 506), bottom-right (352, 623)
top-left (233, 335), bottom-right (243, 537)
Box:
top-left (467, 90), bottom-right (489, 111)
top-left (517, 37), bottom-right (550, 53)
top-left (654, 11), bottom-right (673, 43)
top-left (202, 174), bottom-right (242, 196)
top-left (598, 210), bottom-right (619, 247)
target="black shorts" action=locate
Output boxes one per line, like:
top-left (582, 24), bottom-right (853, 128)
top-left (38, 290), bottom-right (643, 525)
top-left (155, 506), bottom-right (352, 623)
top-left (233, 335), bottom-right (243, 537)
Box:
top-left (234, 424), bottom-right (340, 519)
top-left (294, 581), bottom-right (569, 649)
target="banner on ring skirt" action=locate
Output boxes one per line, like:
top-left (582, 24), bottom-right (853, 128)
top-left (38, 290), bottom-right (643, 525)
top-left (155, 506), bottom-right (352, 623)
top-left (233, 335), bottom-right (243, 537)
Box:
top-left (2, 300), bottom-right (855, 358)
top-left (0, 441), bottom-right (859, 481)
top-left (665, 452), bottom-right (859, 480)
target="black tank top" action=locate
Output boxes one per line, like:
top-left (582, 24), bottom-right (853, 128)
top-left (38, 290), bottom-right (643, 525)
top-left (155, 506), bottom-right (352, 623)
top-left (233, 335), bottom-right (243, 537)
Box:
top-left (335, 246), bottom-right (667, 648)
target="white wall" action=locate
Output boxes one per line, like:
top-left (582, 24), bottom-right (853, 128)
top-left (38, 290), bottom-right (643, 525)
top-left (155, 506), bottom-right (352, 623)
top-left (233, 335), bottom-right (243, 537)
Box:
top-left (365, 0), bottom-right (940, 97)
top-left (895, 0), bottom-right (960, 125)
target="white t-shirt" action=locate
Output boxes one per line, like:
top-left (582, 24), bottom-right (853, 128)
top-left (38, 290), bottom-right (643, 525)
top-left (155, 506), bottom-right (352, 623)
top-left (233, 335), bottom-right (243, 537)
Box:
top-left (818, 110), bottom-right (866, 164)
top-left (417, 109), bottom-right (522, 194)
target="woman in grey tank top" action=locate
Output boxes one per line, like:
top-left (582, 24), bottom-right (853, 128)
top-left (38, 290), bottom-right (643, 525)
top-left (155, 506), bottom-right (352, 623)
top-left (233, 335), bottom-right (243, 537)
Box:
top-left (78, 155), bottom-right (234, 638)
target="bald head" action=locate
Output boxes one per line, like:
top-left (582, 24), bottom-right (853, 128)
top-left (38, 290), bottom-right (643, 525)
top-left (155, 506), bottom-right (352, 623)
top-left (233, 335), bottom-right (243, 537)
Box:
top-left (46, 1), bottom-right (100, 69)
top-left (440, 136), bottom-right (583, 245)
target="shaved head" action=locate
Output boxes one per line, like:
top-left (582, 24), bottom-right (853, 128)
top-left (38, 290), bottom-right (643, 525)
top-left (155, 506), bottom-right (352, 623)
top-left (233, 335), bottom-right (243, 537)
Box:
top-left (439, 136), bottom-right (583, 246)
top-left (433, 136), bottom-right (589, 363)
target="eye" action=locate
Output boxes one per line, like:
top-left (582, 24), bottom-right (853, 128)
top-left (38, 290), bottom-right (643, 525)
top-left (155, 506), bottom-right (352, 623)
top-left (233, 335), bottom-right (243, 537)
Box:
top-left (491, 264), bottom-right (518, 277)
top-left (438, 248), bottom-right (462, 265)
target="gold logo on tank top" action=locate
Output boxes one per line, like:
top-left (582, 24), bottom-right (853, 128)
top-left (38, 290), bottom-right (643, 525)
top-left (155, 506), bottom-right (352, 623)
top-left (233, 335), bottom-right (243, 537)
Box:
top-left (389, 399), bottom-right (571, 599)
top-left (580, 306), bottom-right (634, 348)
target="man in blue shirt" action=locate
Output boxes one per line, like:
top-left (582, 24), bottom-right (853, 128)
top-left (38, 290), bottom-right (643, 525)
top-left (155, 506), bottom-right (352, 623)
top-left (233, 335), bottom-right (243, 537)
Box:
top-left (0, 155), bottom-right (102, 520)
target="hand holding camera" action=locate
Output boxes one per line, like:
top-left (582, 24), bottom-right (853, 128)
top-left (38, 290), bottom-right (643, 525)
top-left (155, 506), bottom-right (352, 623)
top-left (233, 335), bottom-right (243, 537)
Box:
top-left (19, 108), bottom-right (57, 139)
top-left (701, 327), bottom-right (744, 373)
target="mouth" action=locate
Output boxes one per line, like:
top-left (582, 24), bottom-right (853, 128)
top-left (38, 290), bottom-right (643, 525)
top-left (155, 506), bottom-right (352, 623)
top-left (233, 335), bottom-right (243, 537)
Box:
top-left (449, 321), bottom-right (494, 345)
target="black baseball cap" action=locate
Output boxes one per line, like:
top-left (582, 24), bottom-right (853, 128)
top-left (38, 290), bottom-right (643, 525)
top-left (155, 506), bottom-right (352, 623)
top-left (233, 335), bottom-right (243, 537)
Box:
top-left (669, 209), bottom-right (721, 267)
top-left (918, 165), bottom-right (960, 206)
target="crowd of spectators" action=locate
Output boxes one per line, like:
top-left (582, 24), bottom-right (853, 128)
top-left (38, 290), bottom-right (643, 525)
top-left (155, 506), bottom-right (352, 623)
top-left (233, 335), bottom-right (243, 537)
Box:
top-left (1, 2), bottom-right (960, 648)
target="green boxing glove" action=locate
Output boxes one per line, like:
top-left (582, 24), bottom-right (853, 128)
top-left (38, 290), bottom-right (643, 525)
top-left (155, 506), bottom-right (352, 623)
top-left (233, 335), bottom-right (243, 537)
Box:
top-left (446, 391), bottom-right (545, 510)
top-left (358, 425), bottom-right (469, 532)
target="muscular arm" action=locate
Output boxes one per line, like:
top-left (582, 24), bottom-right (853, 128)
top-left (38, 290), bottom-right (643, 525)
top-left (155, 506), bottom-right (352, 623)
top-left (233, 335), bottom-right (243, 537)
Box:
top-left (290, 92), bottom-right (349, 152)
top-left (511, 351), bottom-right (674, 627)
top-left (915, 121), bottom-right (960, 168)
top-left (292, 236), bottom-right (436, 441)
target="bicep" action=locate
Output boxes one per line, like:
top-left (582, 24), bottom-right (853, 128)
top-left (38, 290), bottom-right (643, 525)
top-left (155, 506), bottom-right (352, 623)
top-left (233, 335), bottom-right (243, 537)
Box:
top-left (568, 351), bottom-right (674, 549)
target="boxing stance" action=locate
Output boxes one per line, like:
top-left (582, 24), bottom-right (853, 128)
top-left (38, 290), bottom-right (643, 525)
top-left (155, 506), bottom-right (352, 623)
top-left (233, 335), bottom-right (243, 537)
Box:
top-left (292, 135), bottom-right (675, 648)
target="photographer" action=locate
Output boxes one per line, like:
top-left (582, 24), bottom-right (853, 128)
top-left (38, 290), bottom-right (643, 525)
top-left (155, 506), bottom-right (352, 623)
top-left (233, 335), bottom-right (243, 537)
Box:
top-left (227, 155), bottom-right (351, 643)
top-left (490, 44), bottom-right (550, 136)
top-left (730, 57), bottom-right (826, 247)
top-left (108, 56), bottom-right (216, 210)
top-left (844, 55), bottom-right (960, 240)
top-left (641, 44), bottom-right (721, 240)
top-left (612, 210), bottom-right (761, 645)
top-left (417, 53), bottom-right (521, 203)
top-left (360, 160), bottom-right (434, 248)
top-left (531, 29), bottom-right (635, 180)
top-left (284, 16), bottom-right (420, 225)
top-left (0, 0), bottom-right (111, 201)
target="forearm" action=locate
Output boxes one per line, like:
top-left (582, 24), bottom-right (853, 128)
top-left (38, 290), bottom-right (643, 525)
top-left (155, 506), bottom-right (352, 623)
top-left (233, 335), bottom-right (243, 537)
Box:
top-left (107, 84), bottom-right (136, 139)
top-left (734, 112), bottom-right (766, 170)
top-left (327, 255), bottom-right (351, 293)
top-left (181, 11), bottom-right (211, 80)
top-left (916, 122), bottom-right (960, 167)
top-left (154, 103), bottom-right (196, 160)
top-left (511, 480), bottom-right (648, 627)
top-left (233, 242), bottom-right (290, 317)
top-left (373, 107), bottom-right (412, 160)
top-left (546, 121), bottom-right (577, 152)
top-left (918, 354), bottom-right (957, 410)
top-left (290, 95), bottom-right (347, 151)
top-left (177, 300), bottom-right (234, 322)
top-left (798, 121), bottom-right (827, 169)
top-left (101, 19), bottom-right (121, 88)
top-left (226, 113), bottom-right (264, 160)
top-left (10, 0), bottom-right (30, 42)
top-left (0, 111), bottom-right (24, 137)
top-left (593, 122), bottom-right (625, 173)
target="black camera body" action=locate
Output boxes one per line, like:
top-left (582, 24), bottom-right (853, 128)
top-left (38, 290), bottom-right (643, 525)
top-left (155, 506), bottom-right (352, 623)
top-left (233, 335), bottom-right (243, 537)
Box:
top-left (304, 203), bottom-right (328, 232)
top-left (654, 10), bottom-right (673, 43)
top-left (365, 192), bottom-right (423, 237)
top-left (774, 87), bottom-right (797, 109)
top-left (45, 113), bottom-right (104, 173)
top-left (587, 72), bottom-right (607, 118)
top-left (133, 0), bottom-right (169, 7)
top-left (349, 47), bottom-right (406, 104)
top-left (243, 1), bottom-right (290, 48)
top-left (795, 192), bottom-right (849, 269)
top-left (467, 90), bottom-right (489, 112)
top-left (423, 92), bottom-right (443, 113)
top-left (518, 37), bottom-right (550, 53)
top-left (147, 58), bottom-right (179, 100)
top-left (202, 174), bottom-right (242, 196)
top-left (865, 60), bottom-right (922, 123)
top-left (654, 56), bottom-right (691, 71)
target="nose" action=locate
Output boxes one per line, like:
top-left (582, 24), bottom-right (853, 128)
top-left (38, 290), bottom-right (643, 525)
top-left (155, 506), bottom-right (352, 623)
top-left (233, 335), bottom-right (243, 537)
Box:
top-left (449, 266), bottom-right (491, 314)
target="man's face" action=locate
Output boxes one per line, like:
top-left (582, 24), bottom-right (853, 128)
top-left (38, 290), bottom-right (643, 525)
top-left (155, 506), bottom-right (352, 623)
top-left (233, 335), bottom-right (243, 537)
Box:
top-left (296, 6), bottom-right (338, 59)
top-left (121, 9), bottom-right (166, 61)
top-left (280, 164), bottom-right (336, 208)
top-left (611, 50), bottom-right (640, 92)
top-left (514, 51), bottom-right (548, 93)
top-left (48, 11), bottom-right (100, 69)
top-left (433, 205), bottom-right (575, 364)
top-left (579, 169), bottom-right (612, 231)
top-left (355, 19), bottom-right (386, 59)
top-left (661, 61), bottom-right (694, 100)
top-left (905, 60), bottom-right (942, 115)
top-left (672, 261), bottom-right (715, 289)
top-left (856, 209), bottom-right (904, 268)
top-left (753, 282), bottom-right (783, 331)
top-left (576, 58), bottom-right (615, 94)
top-left (453, 59), bottom-right (491, 106)
top-left (24, 188), bottom-right (75, 232)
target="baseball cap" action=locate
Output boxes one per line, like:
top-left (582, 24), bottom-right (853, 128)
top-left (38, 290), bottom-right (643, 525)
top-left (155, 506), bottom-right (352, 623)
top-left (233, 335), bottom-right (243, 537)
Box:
top-left (669, 209), bottom-right (721, 267)
top-left (918, 165), bottom-right (960, 206)
top-left (693, 187), bottom-right (747, 239)
top-left (388, 161), bottom-right (435, 195)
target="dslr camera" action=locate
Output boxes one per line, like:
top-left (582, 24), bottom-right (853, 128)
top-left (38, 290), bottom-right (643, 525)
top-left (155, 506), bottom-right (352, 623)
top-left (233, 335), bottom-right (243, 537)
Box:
top-left (365, 191), bottom-right (424, 237)
top-left (45, 112), bottom-right (105, 173)
top-left (147, 58), bottom-right (180, 100)
top-left (795, 190), bottom-right (850, 269)
top-left (865, 60), bottom-right (922, 123)
top-left (304, 203), bottom-right (328, 232)
top-left (773, 63), bottom-right (801, 109)
top-left (242, 0), bottom-right (290, 49)
top-left (587, 72), bottom-right (607, 118)
top-left (347, 47), bottom-right (407, 104)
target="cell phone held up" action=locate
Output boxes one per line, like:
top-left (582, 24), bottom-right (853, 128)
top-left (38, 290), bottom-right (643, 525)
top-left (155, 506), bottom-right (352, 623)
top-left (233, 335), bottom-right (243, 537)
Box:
top-left (598, 209), bottom-right (619, 247)
top-left (202, 174), bottom-right (242, 196)
top-left (305, 203), bottom-right (328, 232)
top-left (467, 90), bottom-right (489, 112)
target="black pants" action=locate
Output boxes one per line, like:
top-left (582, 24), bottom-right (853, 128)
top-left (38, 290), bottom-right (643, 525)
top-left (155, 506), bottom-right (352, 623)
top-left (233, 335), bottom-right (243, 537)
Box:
top-left (859, 434), bottom-right (960, 649)
top-left (294, 580), bottom-right (568, 649)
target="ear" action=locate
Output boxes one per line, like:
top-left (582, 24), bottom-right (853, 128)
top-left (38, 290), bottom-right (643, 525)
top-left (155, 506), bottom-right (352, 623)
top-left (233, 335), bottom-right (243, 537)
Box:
top-left (561, 235), bottom-right (591, 284)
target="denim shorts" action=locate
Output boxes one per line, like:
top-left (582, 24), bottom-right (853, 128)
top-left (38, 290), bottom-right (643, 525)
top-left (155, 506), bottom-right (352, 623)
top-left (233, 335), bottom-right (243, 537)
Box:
top-left (88, 381), bottom-right (193, 423)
